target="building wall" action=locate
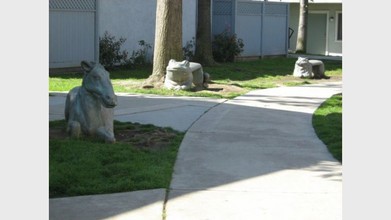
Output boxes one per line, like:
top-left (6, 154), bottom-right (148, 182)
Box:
top-left (288, 3), bottom-right (342, 56)
top-left (98, 0), bottom-right (197, 62)
top-left (98, 0), bottom-right (156, 61)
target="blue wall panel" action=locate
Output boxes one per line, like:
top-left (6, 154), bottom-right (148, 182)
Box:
top-left (262, 15), bottom-right (288, 55)
top-left (212, 0), bottom-right (235, 35)
top-left (213, 0), bottom-right (289, 57)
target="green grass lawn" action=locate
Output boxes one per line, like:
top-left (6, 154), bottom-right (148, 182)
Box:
top-left (49, 57), bottom-right (342, 99)
top-left (312, 93), bottom-right (343, 162)
top-left (49, 57), bottom-right (342, 198)
top-left (49, 120), bottom-right (184, 198)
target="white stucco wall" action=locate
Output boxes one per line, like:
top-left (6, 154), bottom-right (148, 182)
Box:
top-left (98, 0), bottom-right (197, 62)
top-left (182, 0), bottom-right (197, 47)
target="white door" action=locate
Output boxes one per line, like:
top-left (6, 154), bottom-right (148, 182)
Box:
top-left (307, 13), bottom-right (327, 55)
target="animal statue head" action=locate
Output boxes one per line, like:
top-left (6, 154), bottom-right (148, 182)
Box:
top-left (293, 57), bottom-right (313, 78)
top-left (81, 61), bottom-right (117, 108)
top-left (164, 59), bottom-right (193, 90)
top-left (166, 59), bottom-right (191, 74)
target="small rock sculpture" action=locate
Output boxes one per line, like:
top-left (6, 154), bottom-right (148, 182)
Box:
top-left (293, 57), bottom-right (329, 79)
top-left (164, 59), bottom-right (210, 90)
top-left (64, 61), bottom-right (118, 143)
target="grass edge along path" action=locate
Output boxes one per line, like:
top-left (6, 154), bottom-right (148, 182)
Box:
top-left (312, 93), bottom-right (342, 163)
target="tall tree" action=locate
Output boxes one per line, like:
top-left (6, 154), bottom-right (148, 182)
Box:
top-left (295, 0), bottom-right (308, 53)
top-left (143, 0), bottom-right (183, 88)
top-left (194, 0), bottom-right (217, 66)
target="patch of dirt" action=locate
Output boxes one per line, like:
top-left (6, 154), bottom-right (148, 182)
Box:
top-left (114, 127), bottom-right (179, 149)
top-left (274, 75), bottom-right (342, 87)
top-left (114, 81), bottom-right (246, 94)
top-left (49, 122), bottom-right (182, 150)
top-left (203, 83), bottom-right (246, 93)
top-left (202, 75), bottom-right (342, 94)
top-left (112, 76), bottom-right (341, 98)
top-left (320, 75), bottom-right (342, 82)
top-left (50, 128), bottom-right (68, 140)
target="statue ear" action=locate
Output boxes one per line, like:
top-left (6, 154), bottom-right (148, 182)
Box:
top-left (183, 60), bottom-right (190, 67)
top-left (81, 61), bottom-right (95, 72)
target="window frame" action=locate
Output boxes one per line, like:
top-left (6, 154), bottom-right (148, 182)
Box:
top-left (335, 11), bottom-right (342, 42)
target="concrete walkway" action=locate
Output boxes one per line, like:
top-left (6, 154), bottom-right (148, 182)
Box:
top-left (166, 82), bottom-right (342, 220)
top-left (49, 81), bottom-right (342, 220)
top-left (49, 93), bottom-right (226, 132)
top-left (49, 93), bottom-right (226, 220)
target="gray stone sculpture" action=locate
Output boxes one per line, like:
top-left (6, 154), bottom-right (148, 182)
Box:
top-left (293, 56), bottom-right (329, 79)
top-left (164, 59), bottom-right (210, 90)
top-left (65, 61), bottom-right (118, 143)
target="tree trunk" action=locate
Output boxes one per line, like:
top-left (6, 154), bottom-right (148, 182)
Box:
top-left (194, 0), bottom-right (217, 66)
top-left (296, 0), bottom-right (308, 53)
top-left (143, 0), bottom-right (183, 88)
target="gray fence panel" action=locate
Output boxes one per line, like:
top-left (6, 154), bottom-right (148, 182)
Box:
top-left (262, 3), bottom-right (289, 55)
top-left (236, 2), bottom-right (263, 56)
top-left (236, 16), bottom-right (262, 56)
top-left (49, 0), bottom-right (95, 11)
top-left (212, 0), bottom-right (235, 35)
top-left (49, 0), bottom-right (96, 68)
top-left (215, 1), bottom-right (289, 57)
top-left (262, 14), bottom-right (288, 55)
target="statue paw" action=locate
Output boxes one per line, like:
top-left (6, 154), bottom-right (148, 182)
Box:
top-left (105, 137), bottom-right (116, 144)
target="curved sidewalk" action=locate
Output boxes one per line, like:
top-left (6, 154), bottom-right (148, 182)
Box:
top-left (166, 82), bottom-right (342, 220)
top-left (49, 93), bottom-right (226, 220)
top-left (49, 81), bottom-right (342, 220)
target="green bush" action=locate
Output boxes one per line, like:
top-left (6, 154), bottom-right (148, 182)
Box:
top-left (212, 30), bottom-right (244, 62)
top-left (99, 31), bottom-right (129, 69)
top-left (99, 31), bottom-right (152, 69)
top-left (128, 40), bottom-right (152, 67)
top-left (183, 37), bottom-right (196, 61)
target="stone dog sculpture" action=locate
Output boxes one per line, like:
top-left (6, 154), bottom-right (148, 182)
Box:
top-left (293, 57), bottom-right (329, 79)
top-left (164, 59), bottom-right (210, 90)
top-left (65, 61), bottom-right (118, 143)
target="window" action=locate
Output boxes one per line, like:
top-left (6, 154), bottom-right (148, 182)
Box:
top-left (336, 12), bottom-right (342, 41)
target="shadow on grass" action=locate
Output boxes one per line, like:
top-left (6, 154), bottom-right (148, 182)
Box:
top-left (49, 58), bottom-right (342, 82)
top-left (203, 58), bottom-right (342, 82)
top-left (313, 112), bottom-right (342, 163)
top-left (312, 93), bottom-right (342, 163)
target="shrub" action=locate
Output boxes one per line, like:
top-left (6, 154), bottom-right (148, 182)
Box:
top-left (128, 40), bottom-right (152, 67)
top-left (99, 31), bottom-right (129, 69)
top-left (183, 37), bottom-right (196, 61)
top-left (212, 30), bottom-right (244, 62)
top-left (99, 31), bottom-right (152, 69)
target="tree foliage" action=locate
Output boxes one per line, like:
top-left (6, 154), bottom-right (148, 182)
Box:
top-left (212, 30), bottom-right (244, 63)
top-left (99, 31), bottom-right (128, 69)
